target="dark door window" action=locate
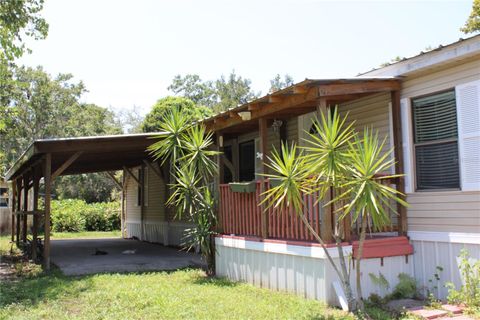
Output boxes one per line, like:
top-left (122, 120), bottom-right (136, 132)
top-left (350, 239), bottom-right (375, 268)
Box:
top-left (239, 140), bottom-right (255, 181)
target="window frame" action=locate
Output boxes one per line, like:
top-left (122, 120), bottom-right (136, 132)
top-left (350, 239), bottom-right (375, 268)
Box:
top-left (411, 89), bottom-right (461, 192)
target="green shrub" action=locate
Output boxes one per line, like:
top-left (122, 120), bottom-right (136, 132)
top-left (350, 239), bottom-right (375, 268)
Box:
top-left (446, 249), bottom-right (480, 312)
top-left (51, 199), bottom-right (120, 232)
top-left (84, 202), bottom-right (121, 231)
top-left (51, 199), bottom-right (86, 232)
top-left (391, 273), bottom-right (417, 299)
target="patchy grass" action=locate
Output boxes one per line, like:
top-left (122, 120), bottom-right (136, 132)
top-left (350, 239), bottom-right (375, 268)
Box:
top-left (0, 269), bottom-right (356, 320)
top-left (0, 236), bottom-right (353, 320)
top-left (51, 230), bottom-right (121, 239)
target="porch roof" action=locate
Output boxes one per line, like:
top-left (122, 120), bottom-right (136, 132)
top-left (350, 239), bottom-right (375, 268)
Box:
top-left (202, 77), bottom-right (401, 135)
top-left (5, 132), bottom-right (165, 180)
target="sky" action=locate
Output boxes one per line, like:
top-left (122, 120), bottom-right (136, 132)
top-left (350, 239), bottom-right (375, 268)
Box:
top-left (20, 0), bottom-right (474, 115)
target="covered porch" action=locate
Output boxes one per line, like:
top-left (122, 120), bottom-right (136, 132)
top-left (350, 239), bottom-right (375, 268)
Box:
top-left (203, 77), bottom-right (408, 245)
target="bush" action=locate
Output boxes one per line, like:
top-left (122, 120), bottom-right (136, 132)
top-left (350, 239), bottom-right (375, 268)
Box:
top-left (51, 199), bottom-right (120, 232)
top-left (51, 199), bottom-right (87, 232)
top-left (446, 249), bottom-right (480, 312)
top-left (391, 273), bottom-right (417, 299)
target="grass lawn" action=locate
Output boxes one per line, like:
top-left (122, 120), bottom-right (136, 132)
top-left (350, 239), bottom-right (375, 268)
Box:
top-left (51, 230), bottom-right (121, 239)
top-left (0, 235), bottom-right (354, 320)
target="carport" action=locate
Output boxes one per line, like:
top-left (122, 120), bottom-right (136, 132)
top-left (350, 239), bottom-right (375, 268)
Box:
top-left (5, 132), bottom-right (168, 270)
top-left (51, 238), bottom-right (202, 275)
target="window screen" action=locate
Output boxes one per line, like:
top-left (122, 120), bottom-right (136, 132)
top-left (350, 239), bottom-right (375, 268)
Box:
top-left (412, 90), bottom-right (460, 190)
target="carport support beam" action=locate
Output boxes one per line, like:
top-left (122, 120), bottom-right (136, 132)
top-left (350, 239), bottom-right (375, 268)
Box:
top-left (15, 179), bottom-right (21, 246)
top-left (22, 174), bottom-right (29, 243)
top-left (32, 168), bottom-right (40, 262)
top-left (11, 180), bottom-right (16, 242)
top-left (44, 153), bottom-right (52, 271)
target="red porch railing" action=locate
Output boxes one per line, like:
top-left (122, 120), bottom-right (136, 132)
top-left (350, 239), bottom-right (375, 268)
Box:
top-left (219, 180), bottom-right (323, 241)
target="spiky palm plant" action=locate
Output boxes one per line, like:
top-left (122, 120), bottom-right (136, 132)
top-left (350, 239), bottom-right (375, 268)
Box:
top-left (148, 107), bottom-right (219, 275)
top-left (261, 107), bottom-right (407, 312)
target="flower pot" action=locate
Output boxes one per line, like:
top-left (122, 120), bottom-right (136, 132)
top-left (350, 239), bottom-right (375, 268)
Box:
top-left (229, 181), bottom-right (256, 193)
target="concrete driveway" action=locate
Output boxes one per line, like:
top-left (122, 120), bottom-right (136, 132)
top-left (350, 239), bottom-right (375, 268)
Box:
top-left (51, 238), bottom-right (203, 276)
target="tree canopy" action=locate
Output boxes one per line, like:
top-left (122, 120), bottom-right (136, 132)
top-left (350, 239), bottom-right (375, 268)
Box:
top-left (269, 74), bottom-right (294, 93)
top-left (141, 96), bottom-right (213, 132)
top-left (167, 71), bottom-right (259, 113)
top-left (461, 0), bottom-right (480, 34)
top-left (0, 65), bottom-right (122, 202)
top-left (0, 0), bottom-right (49, 61)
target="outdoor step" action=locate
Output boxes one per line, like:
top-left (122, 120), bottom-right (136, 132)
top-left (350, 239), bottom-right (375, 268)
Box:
top-left (408, 308), bottom-right (449, 319)
top-left (440, 316), bottom-right (475, 320)
top-left (441, 304), bottom-right (464, 315)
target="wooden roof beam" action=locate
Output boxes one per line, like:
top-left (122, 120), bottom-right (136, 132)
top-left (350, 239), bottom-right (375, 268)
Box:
top-left (317, 81), bottom-right (400, 97)
top-left (51, 151), bottom-right (83, 180)
top-left (268, 95), bottom-right (283, 103)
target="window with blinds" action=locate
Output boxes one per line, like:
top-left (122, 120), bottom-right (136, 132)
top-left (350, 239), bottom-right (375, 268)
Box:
top-left (412, 90), bottom-right (460, 190)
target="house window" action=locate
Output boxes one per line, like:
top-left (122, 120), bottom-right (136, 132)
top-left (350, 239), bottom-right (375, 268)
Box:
top-left (239, 140), bottom-right (255, 181)
top-left (136, 168), bottom-right (142, 206)
top-left (0, 188), bottom-right (8, 208)
top-left (412, 90), bottom-right (460, 190)
top-left (136, 167), bottom-right (149, 207)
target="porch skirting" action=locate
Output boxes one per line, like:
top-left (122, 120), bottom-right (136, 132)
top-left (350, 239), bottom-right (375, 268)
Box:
top-left (215, 236), bottom-right (413, 306)
top-left (408, 231), bottom-right (480, 300)
top-left (125, 221), bottom-right (194, 247)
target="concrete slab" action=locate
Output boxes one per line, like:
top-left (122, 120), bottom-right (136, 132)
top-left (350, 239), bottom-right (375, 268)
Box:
top-left (51, 238), bottom-right (203, 276)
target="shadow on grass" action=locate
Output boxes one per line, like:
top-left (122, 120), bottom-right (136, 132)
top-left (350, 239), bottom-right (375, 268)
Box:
top-left (192, 274), bottom-right (239, 287)
top-left (0, 268), bottom-right (94, 309)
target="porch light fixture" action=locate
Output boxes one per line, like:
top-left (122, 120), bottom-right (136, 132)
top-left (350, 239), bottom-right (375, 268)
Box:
top-left (272, 119), bottom-right (283, 133)
top-left (237, 111), bottom-right (251, 121)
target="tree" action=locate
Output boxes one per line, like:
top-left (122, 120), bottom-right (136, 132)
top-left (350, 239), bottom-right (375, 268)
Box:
top-left (262, 109), bottom-right (407, 312)
top-left (269, 74), bottom-right (294, 93)
top-left (167, 71), bottom-right (259, 113)
top-left (0, 0), bottom-right (49, 61)
top-left (141, 96), bottom-right (213, 132)
top-left (168, 74), bottom-right (216, 108)
top-left (214, 70), bottom-right (258, 112)
top-left (0, 0), bottom-right (49, 162)
top-left (115, 106), bottom-right (144, 134)
top-left (148, 108), bottom-right (219, 274)
top-left (461, 0), bottom-right (480, 34)
top-left (0, 66), bottom-right (123, 203)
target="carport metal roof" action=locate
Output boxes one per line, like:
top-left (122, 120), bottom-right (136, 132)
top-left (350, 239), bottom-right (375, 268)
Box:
top-left (5, 132), bottom-right (165, 180)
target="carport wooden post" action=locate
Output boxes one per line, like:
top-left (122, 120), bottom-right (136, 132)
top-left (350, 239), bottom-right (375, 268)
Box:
top-left (15, 178), bottom-right (21, 246)
top-left (22, 174), bottom-right (29, 243)
top-left (11, 180), bottom-right (16, 242)
top-left (43, 153), bottom-right (52, 270)
top-left (32, 168), bottom-right (40, 262)
top-left (121, 169), bottom-right (125, 239)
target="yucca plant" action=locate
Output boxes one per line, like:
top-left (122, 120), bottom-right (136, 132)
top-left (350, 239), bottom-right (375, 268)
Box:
top-left (262, 107), bottom-right (407, 312)
top-left (148, 107), bottom-right (219, 275)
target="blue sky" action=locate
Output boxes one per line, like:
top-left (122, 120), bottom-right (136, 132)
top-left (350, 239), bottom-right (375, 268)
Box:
top-left (20, 0), bottom-right (473, 114)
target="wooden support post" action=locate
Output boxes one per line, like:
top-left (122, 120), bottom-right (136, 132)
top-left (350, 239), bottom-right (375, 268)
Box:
top-left (44, 153), bottom-right (52, 270)
top-left (11, 180), bottom-right (16, 242)
top-left (140, 165), bottom-right (145, 241)
top-left (15, 179), bottom-right (21, 246)
top-left (259, 117), bottom-right (268, 239)
top-left (216, 133), bottom-right (224, 233)
top-left (22, 175), bottom-right (28, 243)
top-left (121, 169), bottom-right (125, 239)
top-left (32, 168), bottom-right (40, 261)
top-left (391, 90), bottom-right (407, 236)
